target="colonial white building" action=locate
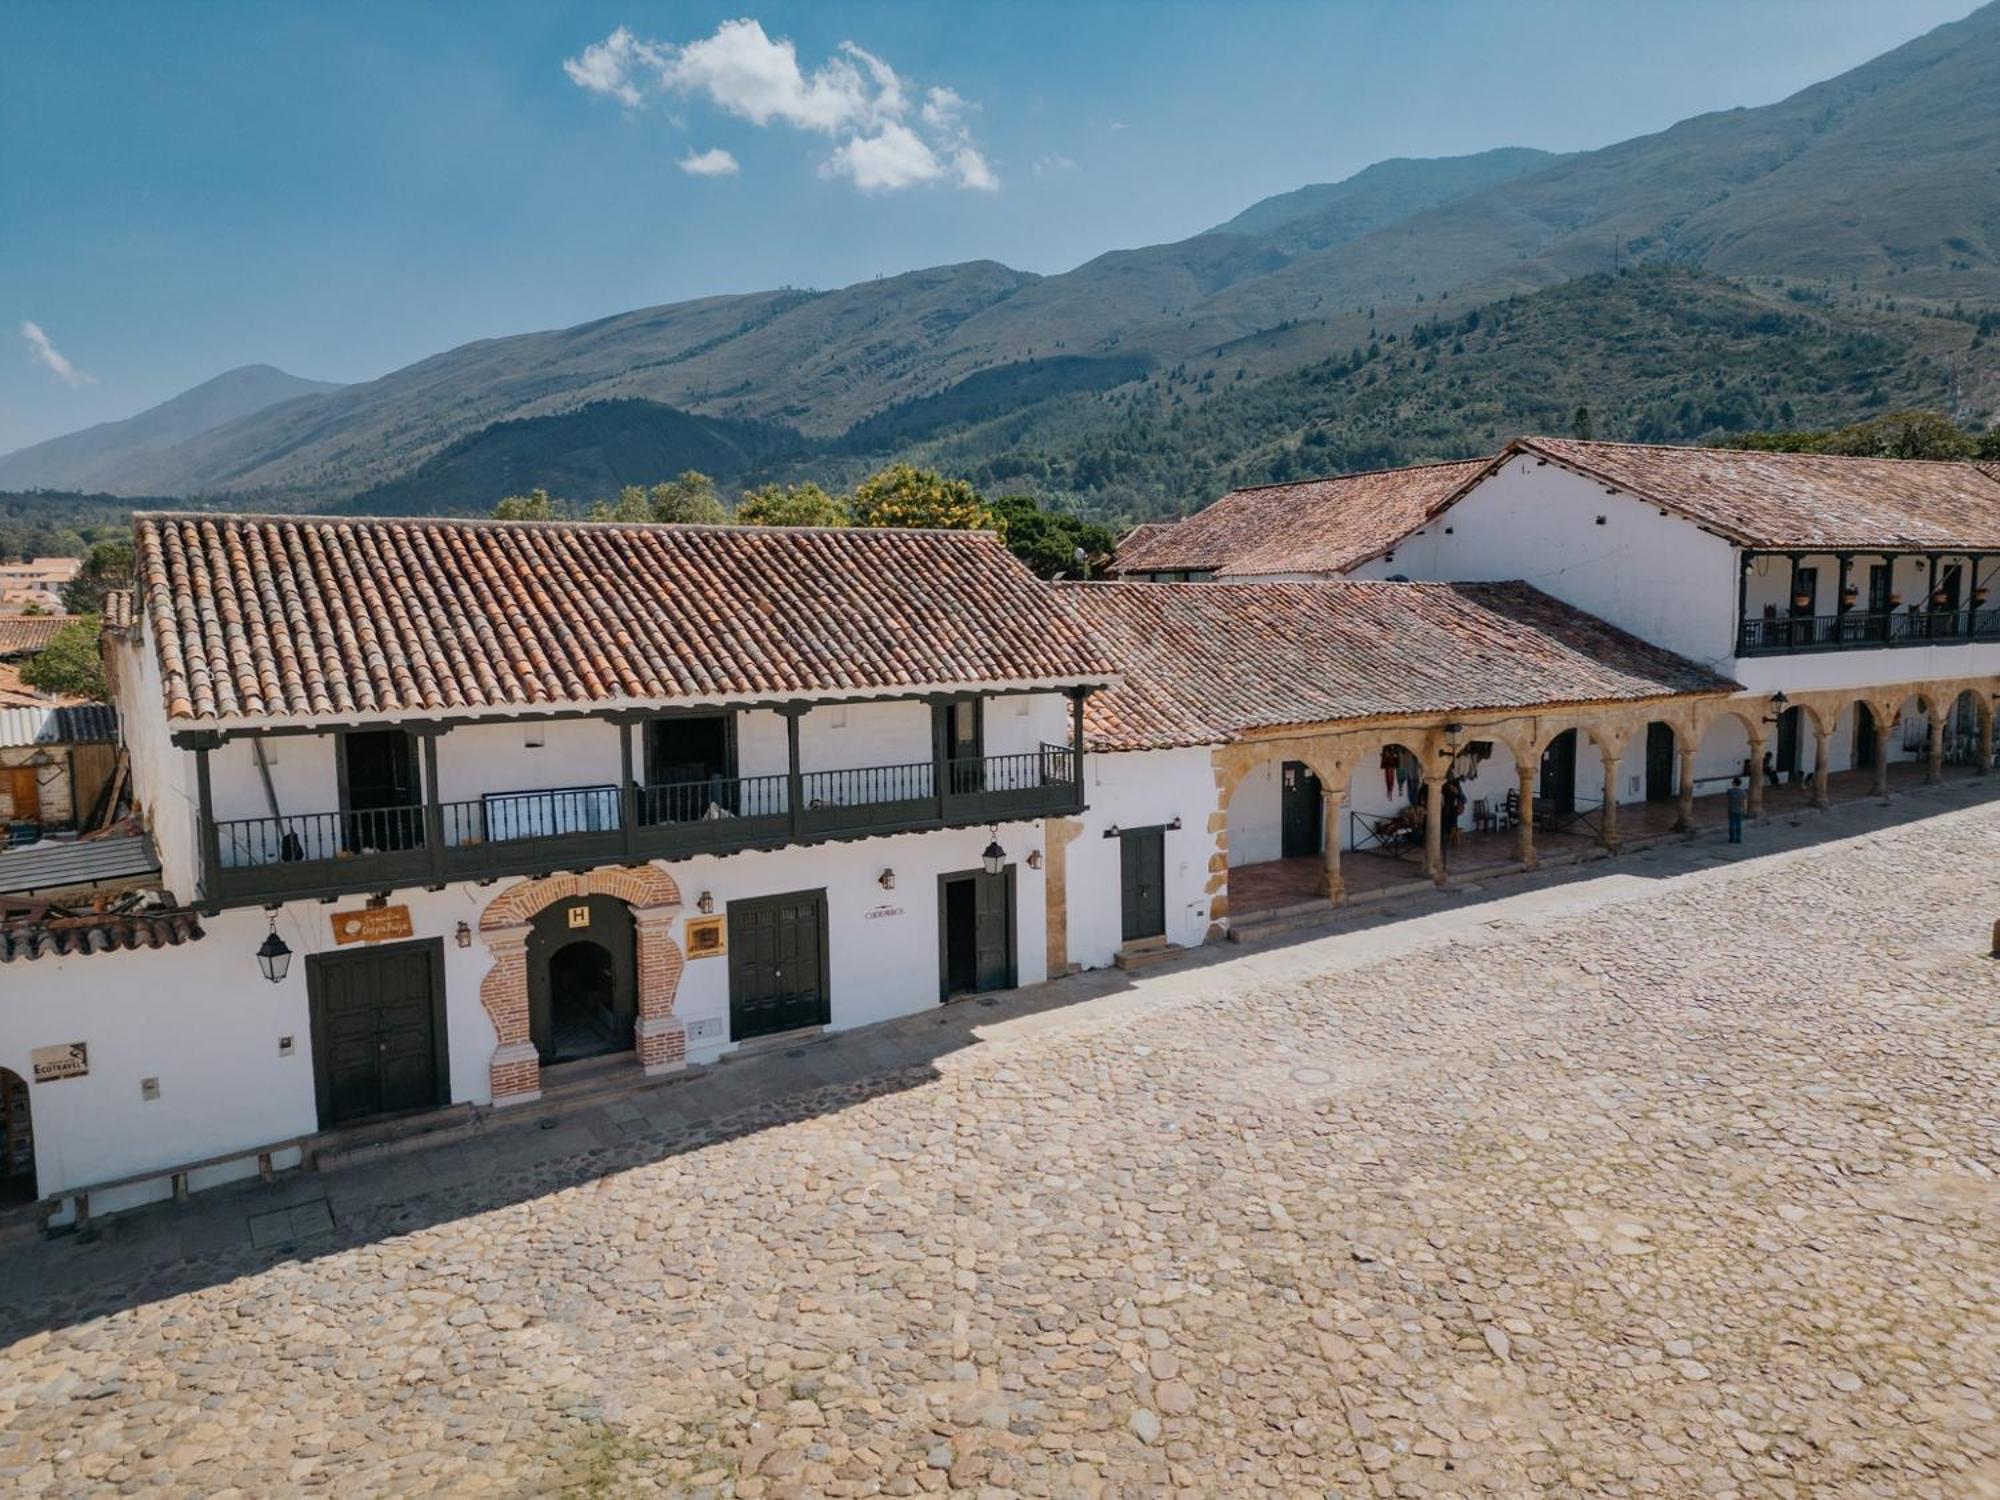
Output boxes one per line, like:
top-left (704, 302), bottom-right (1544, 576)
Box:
top-left (3, 515), bottom-right (1112, 1221)
top-left (1115, 438), bottom-right (2000, 824)
top-left (4, 446), bottom-right (1997, 1226)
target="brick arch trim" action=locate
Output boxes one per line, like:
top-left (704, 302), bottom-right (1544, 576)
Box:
top-left (477, 865), bottom-right (687, 1105)
top-left (479, 865), bottom-right (682, 930)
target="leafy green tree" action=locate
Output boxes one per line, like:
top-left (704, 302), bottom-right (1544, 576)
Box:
top-left (989, 495), bottom-right (1119, 579)
top-left (60, 539), bottom-right (134, 616)
top-left (849, 464), bottom-right (999, 534)
top-left (648, 471), bottom-right (729, 524)
top-left (736, 482), bottom-right (849, 527)
top-left (1730, 410), bottom-right (1975, 460)
top-left (587, 487), bottom-right (655, 522)
top-left (493, 488), bottom-right (561, 520)
top-left (1977, 429), bottom-right (2000, 461)
top-left (1572, 405), bottom-right (1594, 440)
top-left (20, 615), bottom-right (106, 699)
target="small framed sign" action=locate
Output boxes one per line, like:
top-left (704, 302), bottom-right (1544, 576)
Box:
top-left (31, 1041), bottom-right (88, 1083)
top-left (685, 915), bottom-right (726, 958)
top-left (567, 904), bottom-right (592, 930)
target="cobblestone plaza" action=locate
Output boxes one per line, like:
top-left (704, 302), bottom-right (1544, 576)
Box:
top-left (3, 796), bottom-right (1997, 1496)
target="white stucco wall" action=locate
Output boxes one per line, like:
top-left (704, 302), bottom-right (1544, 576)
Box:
top-left (1065, 746), bottom-right (1216, 968)
top-left (112, 629), bottom-right (201, 900)
top-left (1346, 458), bottom-right (1740, 668)
top-left (0, 815), bottom-right (1063, 1213)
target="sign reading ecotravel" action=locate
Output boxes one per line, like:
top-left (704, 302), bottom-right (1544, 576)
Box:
top-left (330, 906), bottom-right (415, 946)
top-left (31, 1041), bottom-right (89, 1082)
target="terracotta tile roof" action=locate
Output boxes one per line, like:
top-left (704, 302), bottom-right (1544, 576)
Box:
top-left (100, 589), bottom-right (134, 633)
top-left (135, 514), bottom-right (1117, 725)
top-left (0, 617), bottom-right (65, 656)
top-left (1515, 437), bottom-right (2000, 550)
top-left (0, 900), bottom-right (202, 963)
top-left (1109, 458), bottom-right (1497, 578)
top-left (1064, 581), bottom-right (1738, 752)
top-left (1114, 521), bottom-right (1178, 557)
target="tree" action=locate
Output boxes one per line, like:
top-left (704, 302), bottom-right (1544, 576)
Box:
top-left (648, 471), bottom-right (729, 524)
top-left (493, 488), bottom-right (561, 520)
top-left (989, 495), bottom-right (1119, 579)
top-left (20, 615), bottom-right (106, 699)
top-left (1572, 405), bottom-right (1594, 440)
top-left (1728, 410), bottom-right (1976, 460)
top-left (849, 464), bottom-right (999, 534)
top-left (736, 482), bottom-right (849, 527)
top-left (586, 487), bottom-right (654, 523)
top-left (60, 539), bottom-right (134, 616)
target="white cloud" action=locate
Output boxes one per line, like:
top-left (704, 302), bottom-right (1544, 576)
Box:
top-left (564, 20), bottom-right (996, 193)
top-left (1032, 152), bottom-right (1077, 178)
top-left (678, 146), bottom-right (741, 177)
top-left (20, 322), bottom-right (93, 388)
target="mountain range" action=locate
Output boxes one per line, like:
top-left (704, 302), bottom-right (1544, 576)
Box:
top-left (5, 1), bottom-right (2000, 518)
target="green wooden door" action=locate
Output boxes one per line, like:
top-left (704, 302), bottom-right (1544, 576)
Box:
top-left (1280, 761), bottom-right (1322, 858)
top-left (308, 939), bottom-right (448, 1128)
top-left (728, 890), bottom-right (830, 1041)
top-left (1120, 828), bottom-right (1166, 942)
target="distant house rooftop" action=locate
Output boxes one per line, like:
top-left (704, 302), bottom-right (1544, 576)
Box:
top-left (134, 514), bottom-right (1118, 727)
top-left (1115, 440), bottom-right (2000, 580)
top-left (1063, 580), bottom-right (1739, 752)
top-left (1109, 458), bottom-right (1495, 578)
top-left (0, 617), bottom-right (66, 658)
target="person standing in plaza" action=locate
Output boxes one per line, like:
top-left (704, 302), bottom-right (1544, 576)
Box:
top-left (1726, 776), bottom-right (1747, 843)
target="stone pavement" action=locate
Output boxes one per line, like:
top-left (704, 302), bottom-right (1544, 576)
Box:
top-left (2, 782), bottom-right (1998, 1496)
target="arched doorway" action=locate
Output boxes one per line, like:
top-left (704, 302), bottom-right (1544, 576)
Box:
top-left (528, 895), bottom-right (637, 1065)
top-left (1, 1067), bottom-right (34, 1204)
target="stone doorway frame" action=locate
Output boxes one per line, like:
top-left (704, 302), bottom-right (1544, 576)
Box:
top-left (478, 866), bottom-right (685, 1106)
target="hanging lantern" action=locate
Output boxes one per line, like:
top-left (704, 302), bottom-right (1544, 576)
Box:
top-left (981, 827), bottom-right (1006, 876)
top-left (255, 913), bottom-right (292, 985)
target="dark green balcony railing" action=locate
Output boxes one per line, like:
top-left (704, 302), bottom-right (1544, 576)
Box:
top-left (1738, 607), bottom-right (2000, 656)
top-left (202, 746), bottom-right (1084, 908)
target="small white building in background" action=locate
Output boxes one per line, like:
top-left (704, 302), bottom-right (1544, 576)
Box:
top-left (0, 514), bottom-right (1113, 1221)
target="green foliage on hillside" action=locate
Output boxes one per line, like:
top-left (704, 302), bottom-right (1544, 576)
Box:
top-left (735, 482), bottom-right (849, 527)
top-left (1721, 409), bottom-right (2000, 460)
top-left (882, 268), bottom-right (1987, 519)
top-left (60, 539), bottom-right (135, 615)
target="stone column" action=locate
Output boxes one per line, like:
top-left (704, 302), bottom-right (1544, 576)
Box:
top-left (1811, 722), bottom-right (1831, 809)
top-left (1978, 699), bottom-right (1995, 778)
top-left (1598, 753), bottom-right (1621, 851)
top-left (1872, 720), bottom-right (1892, 798)
top-left (632, 901), bottom-right (687, 1076)
top-left (1315, 787), bottom-right (1346, 903)
top-left (1423, 773), bottom-right (1445, 885)
top-left (480, 920), bottom-right (542, 1107)
top-left (1515, 763), bottom-right (1537, 870)
top-left (1925, 709), bottom-right (1944, 785)
top-left (1675, 744), bottom-right (1697, 831)
top-left (1746, 735), bottom-right (1767, 820)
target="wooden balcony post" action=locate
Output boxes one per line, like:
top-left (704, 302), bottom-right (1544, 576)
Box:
top-left (784, 704), bottom-right (806, 842)
top-left (1069, 687), bottom-right (1088, 809)
top-left (193, 740), bottom-right (220, 909)
top-left (420, 728), bottom-right (445, 885)
top-left (930, 698), bottom-right (950, 820)
top-left (618, 719), bottom-right (637, 858)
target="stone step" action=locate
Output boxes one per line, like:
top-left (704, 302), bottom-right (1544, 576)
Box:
top-left (1114, 938), bottom-right (1187, 972)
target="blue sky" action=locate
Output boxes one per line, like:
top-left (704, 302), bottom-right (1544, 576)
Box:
top-left (0, 0), bottom-right (1981, 453)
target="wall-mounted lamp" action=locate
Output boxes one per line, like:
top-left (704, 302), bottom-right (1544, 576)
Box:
top-left (697, 890), bottom-right (715, 915)
top-left (878, 868), bottom-right (896, 890)
top-left (455, 921), bottom-right (472, 949)
top-left (981, 827), bottom-right (1007, 876)
top-left (255, 911), bottom-right (292, 985)
top-left (1763, 690), bottom-right (1790, 726)
top-left (1165, 816), bottom-right (1182, 831)
top-left (1025, 850), bottom-right (1043, 870)
top-left (366, 891), bottom-right (389, 910)
top-left (1102, 823), bottom-right (1122, 840)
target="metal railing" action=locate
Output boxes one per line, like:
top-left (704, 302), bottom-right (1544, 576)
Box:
top-left (203, 748), bottom-right (1085, 905)
top-left (1738, 607), bottom-right (2000, 656)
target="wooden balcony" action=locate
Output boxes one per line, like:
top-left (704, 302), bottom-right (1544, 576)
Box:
top-left (199, 747), bottom-right (1084, 909)
top-left (1736, 607), bottom-right (2000, 658)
